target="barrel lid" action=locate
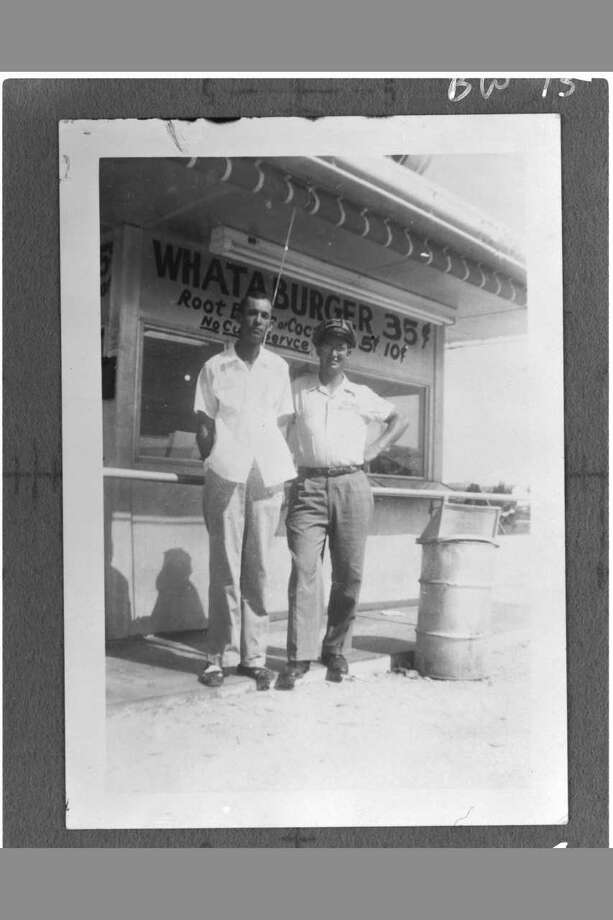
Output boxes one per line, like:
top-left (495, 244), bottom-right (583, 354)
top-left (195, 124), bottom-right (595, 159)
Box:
top-left (417, 503), bottom-right (501, 543)
top-left (417, 535), bottom-right (499, 547)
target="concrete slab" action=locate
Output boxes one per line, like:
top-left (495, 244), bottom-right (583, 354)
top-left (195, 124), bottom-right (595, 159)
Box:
top-left (106, 601), bottom-right (529, 711)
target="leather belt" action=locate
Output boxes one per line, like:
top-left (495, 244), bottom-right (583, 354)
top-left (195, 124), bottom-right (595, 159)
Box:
top-left (298, 465), bottom-right (364, 477)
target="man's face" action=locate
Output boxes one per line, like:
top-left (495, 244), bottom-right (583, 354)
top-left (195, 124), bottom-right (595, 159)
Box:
top-left (238, 296), bottom-right (272, 345)
top-left (316, 334), bottom-right (351, 373)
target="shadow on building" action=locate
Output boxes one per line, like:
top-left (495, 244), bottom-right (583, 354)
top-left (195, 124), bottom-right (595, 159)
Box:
top-left (105, 564), bottom-right (132, 639)
top-left (150, 547), bottom-right (207, 636)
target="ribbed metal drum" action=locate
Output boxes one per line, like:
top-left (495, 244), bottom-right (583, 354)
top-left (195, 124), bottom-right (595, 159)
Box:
top-left (415, 538), bottom-right (498, 680)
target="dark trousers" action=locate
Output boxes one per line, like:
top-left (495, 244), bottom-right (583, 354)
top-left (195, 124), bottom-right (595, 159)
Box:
top-left (285, 470), bottom-right (374, 661)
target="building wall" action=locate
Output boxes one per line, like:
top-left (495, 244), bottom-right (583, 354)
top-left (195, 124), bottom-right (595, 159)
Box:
top-left (104, 477), bottom-right (433, 639)
top-left (103, 223), bottom-right (448, 639)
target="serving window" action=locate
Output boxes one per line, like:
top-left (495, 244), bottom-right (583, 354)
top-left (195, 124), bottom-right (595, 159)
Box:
top-left (137, 328), bottom-right (428, 479)
top-left (365, 379), bottom-right (426, 479)
top-left (286, 359), bottom-right (427, 480)
top-left (137, 328), bottom-right (223, 463)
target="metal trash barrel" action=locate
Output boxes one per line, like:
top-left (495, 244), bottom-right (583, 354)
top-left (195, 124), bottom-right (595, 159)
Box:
top-left (415, 505), bottom-right (499, 680)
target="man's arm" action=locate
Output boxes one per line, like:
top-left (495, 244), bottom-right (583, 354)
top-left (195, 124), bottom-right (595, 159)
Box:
top-left (363, 409), bottom-right (408, 463)
top-left (195, 410), bottom-right (216, 461)
top-left (277, 411), bottom-right (295, 434)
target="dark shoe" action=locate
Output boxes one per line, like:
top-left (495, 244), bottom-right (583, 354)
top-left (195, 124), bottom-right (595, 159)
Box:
top-left (198, 663), bottom-right (224, 687)
top-left (236, 664), bottom-right (275, 691)
top-left (276, 660), bottom-right (310, 691)
top-left (321, 652), bottom-right (349, 681)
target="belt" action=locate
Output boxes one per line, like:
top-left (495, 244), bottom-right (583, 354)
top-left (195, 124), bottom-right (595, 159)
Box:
top-left (298, 464), bottom-right (364, 478)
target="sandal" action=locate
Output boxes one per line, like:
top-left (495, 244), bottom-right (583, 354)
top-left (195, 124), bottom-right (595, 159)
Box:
top-left (198, 663), bottom-right (224, 688)
top-left (236, 664), bottom-right (274, 691)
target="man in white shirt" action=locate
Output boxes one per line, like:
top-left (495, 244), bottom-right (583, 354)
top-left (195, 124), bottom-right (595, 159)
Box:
top-left (194, 293), bottom-right (295, 690)
top-left (278, 318), bottom-right (408, 690)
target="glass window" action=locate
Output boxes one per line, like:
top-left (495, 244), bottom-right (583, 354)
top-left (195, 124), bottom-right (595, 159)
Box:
top-left (137, 333), bottom-right (427, 478)
top-left (138, 328), bottom-right (224, 463)
top-left (287, 359), bottom-right (427, 479)
top-left (363, 376), bottom-right (426, 479)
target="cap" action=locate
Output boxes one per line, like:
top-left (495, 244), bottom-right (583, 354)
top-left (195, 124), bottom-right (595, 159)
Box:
top-left (312, 317), bottom-right (357, 349)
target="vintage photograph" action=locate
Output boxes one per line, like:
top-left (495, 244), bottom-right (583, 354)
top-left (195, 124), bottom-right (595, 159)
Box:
top-left (61, 116), bottom-right (567, 828)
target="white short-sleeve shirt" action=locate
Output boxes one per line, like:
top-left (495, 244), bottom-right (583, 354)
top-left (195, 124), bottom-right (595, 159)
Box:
top-left (290, 373), bottom-right (396, 468)
top-left (194, 344), bottom-right (296, 486)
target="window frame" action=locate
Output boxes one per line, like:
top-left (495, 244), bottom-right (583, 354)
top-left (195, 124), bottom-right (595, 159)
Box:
top-left (133, 321), bottom-right (227, 469)
top-left (283, 353), bottom-right (431, 483)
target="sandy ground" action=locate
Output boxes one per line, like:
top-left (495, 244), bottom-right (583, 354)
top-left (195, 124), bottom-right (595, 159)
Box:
top-left (106, 635), bottom-right (530, 798)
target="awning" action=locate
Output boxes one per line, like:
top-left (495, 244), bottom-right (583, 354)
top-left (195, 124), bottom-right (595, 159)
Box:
top-left (175, 156), bottom-right (527, 309)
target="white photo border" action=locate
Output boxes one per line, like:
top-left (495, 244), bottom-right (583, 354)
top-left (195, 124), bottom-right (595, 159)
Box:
top-left (60, 115), bottom-right (567, 829)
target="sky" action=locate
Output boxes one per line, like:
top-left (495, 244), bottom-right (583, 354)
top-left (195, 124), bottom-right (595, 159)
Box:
top-left (424, 153), bottom-right (526, 241)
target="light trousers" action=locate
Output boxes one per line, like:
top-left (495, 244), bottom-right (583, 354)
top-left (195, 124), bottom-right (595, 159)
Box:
top-left (286, 470), bottom-right (374, 661)
top-left (203, 465), bottom-right (283, 668)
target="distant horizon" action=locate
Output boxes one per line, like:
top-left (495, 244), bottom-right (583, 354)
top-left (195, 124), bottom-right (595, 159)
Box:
top-left (445, 480), bottom-right (531, 492)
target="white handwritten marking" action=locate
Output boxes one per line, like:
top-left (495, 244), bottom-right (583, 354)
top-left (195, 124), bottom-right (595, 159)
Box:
top-left (448, 78), bottom-right (471, 102)
top-left (480, 77), bottom-right (510, 99)
top-left (453, 805), bottom-right (474, 825)
top-left (450, 76), bottom-right (577, 103)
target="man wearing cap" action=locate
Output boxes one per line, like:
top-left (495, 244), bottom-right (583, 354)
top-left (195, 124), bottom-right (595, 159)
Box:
top-left (278, 317), bottom-right (408, 689)
top-left (194, 293), bottom-right (296, 691)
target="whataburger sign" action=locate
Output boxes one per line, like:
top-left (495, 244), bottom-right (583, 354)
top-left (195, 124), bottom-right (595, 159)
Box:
top-left (141, 235), bottom-right (436, 378)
